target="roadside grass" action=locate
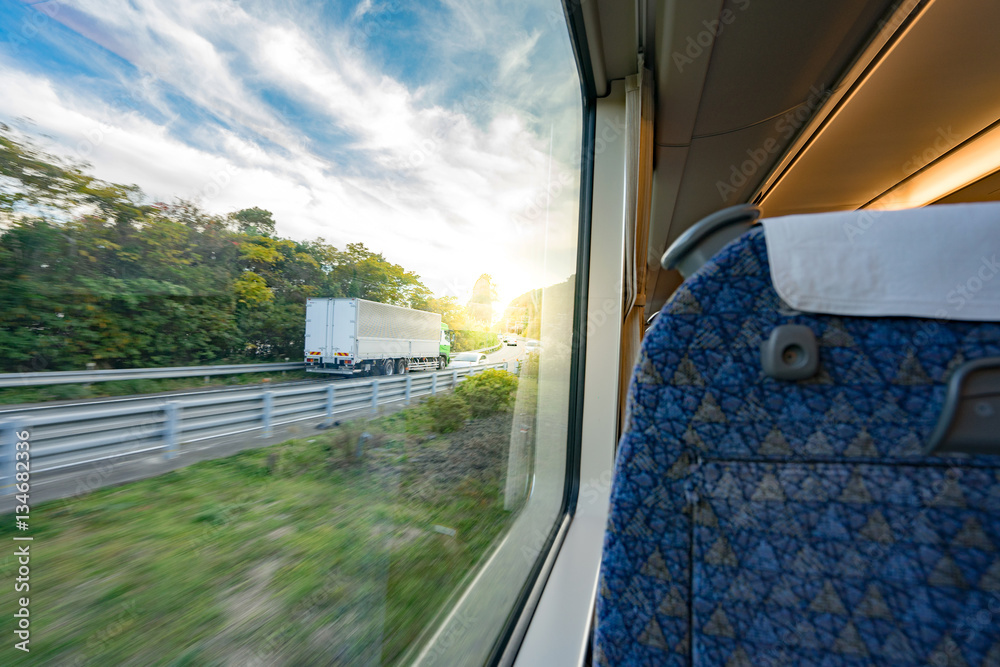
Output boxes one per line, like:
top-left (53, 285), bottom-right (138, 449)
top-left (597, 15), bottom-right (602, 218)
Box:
top-left (0, 370), bottom-right (315, 405)
top-left (0, 390), bottom-right (517, 665)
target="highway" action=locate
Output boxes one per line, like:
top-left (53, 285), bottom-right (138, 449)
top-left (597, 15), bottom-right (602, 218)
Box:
top-left (0, 345), bottom-right (525, 512)
top-left (0, 340), bottom-right (524, 418)
top-left (484, 338), bottom-right (526, 367)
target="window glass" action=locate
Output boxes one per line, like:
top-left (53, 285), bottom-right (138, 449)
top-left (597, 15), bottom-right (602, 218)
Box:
top-left (0, 0), bottom-right (581, 664)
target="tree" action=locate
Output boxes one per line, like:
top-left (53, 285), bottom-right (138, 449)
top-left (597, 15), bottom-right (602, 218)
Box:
top-left (467, 273), bottom-right (498, 325)
top-left (231, 207), bottom-right (276, 237)
top-left (0, 124), bottom-right (87, 218)
top-left (0, 126), bottom-right (447, 370)
top-left (328, 243), bottom-right (429, 307)
top-left (424, 296), bottom-right (466, 329)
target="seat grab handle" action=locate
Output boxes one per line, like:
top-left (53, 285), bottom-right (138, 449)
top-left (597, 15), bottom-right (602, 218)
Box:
top-left (925, 356), bottom-right (1000, 456)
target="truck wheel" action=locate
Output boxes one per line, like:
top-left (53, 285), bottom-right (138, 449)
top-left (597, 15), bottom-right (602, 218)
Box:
top-left (382, 359), bottom-right (395, 376)
top-left (438, 356), bottom-right (446, 370)
top-left (396, 359), bottom-right (407, 375)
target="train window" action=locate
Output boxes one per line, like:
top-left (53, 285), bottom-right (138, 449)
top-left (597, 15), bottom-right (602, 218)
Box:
top-left (0, 0), bottom-right (582, 664)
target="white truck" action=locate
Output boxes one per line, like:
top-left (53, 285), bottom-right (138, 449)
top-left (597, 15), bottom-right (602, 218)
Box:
top-left (304, 298), bottom-right (447, 376)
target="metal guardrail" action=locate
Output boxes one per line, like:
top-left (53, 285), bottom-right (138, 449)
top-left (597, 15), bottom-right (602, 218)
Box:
top-left (0, 363), bottom-right (508, 493)
top-left (0, 362), bottom-right (304, 388)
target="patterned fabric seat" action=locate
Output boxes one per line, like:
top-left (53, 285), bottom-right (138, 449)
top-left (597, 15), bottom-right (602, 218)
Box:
top-left (593, 226), bottom-right (1000, 666)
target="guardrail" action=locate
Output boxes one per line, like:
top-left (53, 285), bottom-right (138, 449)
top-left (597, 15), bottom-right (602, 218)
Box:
top-left (0, 362), bottom-right (304, 389)
top-left (0, 363), bottom-right (507, 493)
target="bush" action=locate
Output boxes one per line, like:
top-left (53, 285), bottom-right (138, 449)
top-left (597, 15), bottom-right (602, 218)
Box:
top-left (451, 330), bottom-right (499, 353)
top-left (455, 369), bottom-right (518, 417)
top-left (425, 393), bottom-right (470, 433)
top-left (326, 421), bottom-right (372, 465)
top-left (279, 434), bottom-right (334, 473)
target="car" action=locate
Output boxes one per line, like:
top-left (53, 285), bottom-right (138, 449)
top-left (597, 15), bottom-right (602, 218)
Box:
top-left (449, 352), bottom-right (487, 367)
top-left (506, 335), bottom-right (517, 346)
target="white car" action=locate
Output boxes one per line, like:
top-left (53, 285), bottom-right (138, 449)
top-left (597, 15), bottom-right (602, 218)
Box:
top-left (450, 352), bottom-right (487, 367)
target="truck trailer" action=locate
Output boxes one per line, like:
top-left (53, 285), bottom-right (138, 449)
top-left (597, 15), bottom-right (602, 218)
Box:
top-left (304, 298), bottom-right (448, 376)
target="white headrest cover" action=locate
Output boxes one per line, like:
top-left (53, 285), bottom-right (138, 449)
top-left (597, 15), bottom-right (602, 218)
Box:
top-left (762, 203), bottom-right (1000, 321)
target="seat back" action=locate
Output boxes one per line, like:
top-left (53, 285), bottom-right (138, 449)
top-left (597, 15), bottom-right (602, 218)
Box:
top-left (594, 225), bottom-right (1000, 666)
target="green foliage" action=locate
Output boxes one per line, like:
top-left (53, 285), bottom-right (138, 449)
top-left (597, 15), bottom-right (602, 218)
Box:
top-left (501, 276), bottom-right (573, 342)
top-left (422, 295), bottom-right (465, 329)
top-left (451, 330), bottom-right (498, 352)
top-left (326, 242), bottom-right (430, 308)
top-left (233, 272), bottom-right (272, 305)
top-left (230, 207), bottom-right (276, 237)
top-left (0, 126), bottom-right (437, 372)
top-left (274, 433), bottom-right (336, 474)
top-left (326, 422), bottom-right (369, 465)
top-left (47, 384), bottom-right (89, 401)
top-left (424, 393), bottom-right (470, 433)
top-left (0, 402), bottom-right (512, 666)
top-left (455, 369), bottom-right (518, 417)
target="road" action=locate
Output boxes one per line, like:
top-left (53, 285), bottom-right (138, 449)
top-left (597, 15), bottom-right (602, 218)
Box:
top-left (0, 342), bottom-right (520, 418)
top-left (0, 347), bottom-right (524, 512)
top-left (485, 338), bottom-right (525, 367)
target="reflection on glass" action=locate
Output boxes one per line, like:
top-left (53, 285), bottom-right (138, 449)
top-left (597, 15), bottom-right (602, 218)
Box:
top-left (0, 0), bottom-right (581, 663)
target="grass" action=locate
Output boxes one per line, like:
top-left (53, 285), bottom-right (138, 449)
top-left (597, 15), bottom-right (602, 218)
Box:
top-left (0, 400), bottom-right (516, 665)
top-left (0, 370), bottom-right (314, 405)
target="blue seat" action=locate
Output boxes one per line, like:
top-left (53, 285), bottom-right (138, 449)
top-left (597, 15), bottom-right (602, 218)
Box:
top-left (593, 224), bottom-right (1000, 665)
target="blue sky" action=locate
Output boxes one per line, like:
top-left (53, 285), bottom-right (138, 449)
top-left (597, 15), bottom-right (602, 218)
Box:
top-left (0, 0), bottom-right (582, 304)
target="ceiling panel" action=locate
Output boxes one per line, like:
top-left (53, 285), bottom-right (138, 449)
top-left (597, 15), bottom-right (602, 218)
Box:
top-left (691, 0), bottom-right (893, 137)
top-left (595, 0), bottom-right (638, 82)
top-left (659, 106), bottom-right (817, 250)
top-left (653, 0), bottom-right (724, 147)
top-left (934, 170), bottom-right (1000, 205)
top-left (646, 0), bottom-right (902, 299)
top-left (760, 0), bottom-right (1000, 217)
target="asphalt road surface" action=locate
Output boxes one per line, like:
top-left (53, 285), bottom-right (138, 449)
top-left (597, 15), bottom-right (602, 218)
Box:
top-left (486, 338), bottom-right (525, 367)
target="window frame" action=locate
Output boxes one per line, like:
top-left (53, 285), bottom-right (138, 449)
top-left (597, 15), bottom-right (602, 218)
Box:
top-left (407, 1), bottom-right (599, 663)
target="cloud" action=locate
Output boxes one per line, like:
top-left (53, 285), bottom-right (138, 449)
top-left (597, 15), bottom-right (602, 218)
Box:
top-left (352, 0), bottom-right (374, 21)
top-left (0, 0), bottom-right (583, 305)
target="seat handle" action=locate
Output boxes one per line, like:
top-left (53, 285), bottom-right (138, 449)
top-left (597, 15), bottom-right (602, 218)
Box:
top-left (925, 356), bottom-right (1000, 456)
top-left (661, 204), bottom-right (761, 278)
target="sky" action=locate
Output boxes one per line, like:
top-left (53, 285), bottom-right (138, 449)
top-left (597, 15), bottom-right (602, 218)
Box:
top-left (0, 0), bottom-right (583, 311)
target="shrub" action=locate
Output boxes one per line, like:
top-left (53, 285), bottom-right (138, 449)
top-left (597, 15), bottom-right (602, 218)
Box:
top-left (279, 435), bottom-right (333, 473)
top-left (451, 330), bottom-right (499, 352)
top-left (327, 421), bottom-right (368, 465)
top-left (455, 369), bottom-right (518, 417)
top-left (425, 393), bottom-right (470, 433)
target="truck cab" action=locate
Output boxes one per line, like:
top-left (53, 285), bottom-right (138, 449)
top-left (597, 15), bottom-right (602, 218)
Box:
top-left (439, 322), bottom-right (451, 368)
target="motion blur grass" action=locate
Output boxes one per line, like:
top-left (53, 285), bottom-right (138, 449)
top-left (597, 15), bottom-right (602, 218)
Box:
top-left (0, 393), bottom-right (517, 665)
